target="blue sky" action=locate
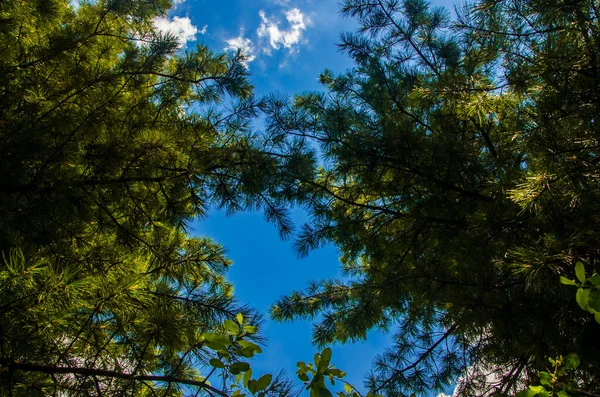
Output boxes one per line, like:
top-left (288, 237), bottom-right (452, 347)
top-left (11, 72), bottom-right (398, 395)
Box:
top-left (155, 0), bottom-right (454, 394)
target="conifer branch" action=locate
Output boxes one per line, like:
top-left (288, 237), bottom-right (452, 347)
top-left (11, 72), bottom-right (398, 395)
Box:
top-left (1, 361), bottom-right (231, 397)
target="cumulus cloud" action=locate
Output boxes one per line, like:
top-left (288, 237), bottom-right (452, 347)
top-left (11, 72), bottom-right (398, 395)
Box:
top-left (257, 8), bottom-right (309, 54)
top-left (224, 34), bottom-right (256, 67)
top-left (153, 16), bottom-right (199, 47)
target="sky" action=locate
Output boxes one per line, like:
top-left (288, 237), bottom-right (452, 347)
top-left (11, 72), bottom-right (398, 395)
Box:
top-left (152, 0), bottom-right (455, 395)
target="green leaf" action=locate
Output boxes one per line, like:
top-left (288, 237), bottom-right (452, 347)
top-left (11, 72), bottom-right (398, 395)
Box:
top-left (238, 340), bottom-right (262, 354)
top-left (557, 391), bottom-right (570, 397)
top-left (595, 311), bottom-right (600, 324)
top-left (243, 325), bottom-right (258, 334)
top-left (560, 276), bottom-right (577, 286)
top-left (529, 386), bottom-right (546, 394)
top-left (244, 369), bottom-right (253, 388)
top-left (320, 348), bottom-right (332, 368)
top-left (515, 389), bottom-right (537, 397)
top-left (230, 362), bottom-right (251, 372)
top-left (237, 313), bottom-right (244, 324)
top-left (576, 262), bottom-right (586, 283)
top-left (248, 379), bottom-right (257, 394)
top-left (564, 353), bottom-right (580, 369)
top-left (204, 332), bottom-right (231, 346)
top-left (319, 387), bottom-right (333, 397)
top-left (205, 340), bottom-right (227, 352)
top-left (209, 358), bottom-right (225, 368)
top-left (255, 374), bottom-right (272, 391)
top-left (236, 347), bottom-right (257, 358)
top-left (576, 288), bottom-right (590, 310)
top-left (587, 290), bottom-right (600, 311)
top-left (588, 275), bottom-right (600, 286)
top-left (539, 371), bottom-right (551, 387)
top-left (224, 319), bottom-right (239, 334)
top-left (298, 372), bottom-right (310, 382)
top-left (326, 368), bottom-right (346, 378)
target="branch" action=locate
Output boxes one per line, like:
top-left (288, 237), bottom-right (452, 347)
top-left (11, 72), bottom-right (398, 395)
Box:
top-left (373, 324), bottom-right (459, 394)
top-left (2, 361), bottom-right (230, 397)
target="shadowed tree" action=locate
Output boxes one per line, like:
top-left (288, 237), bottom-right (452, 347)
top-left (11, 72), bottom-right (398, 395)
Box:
top-left (0, 0), bottom-right (300, 395)
top-left (266, 0), bottom-right (600, 395)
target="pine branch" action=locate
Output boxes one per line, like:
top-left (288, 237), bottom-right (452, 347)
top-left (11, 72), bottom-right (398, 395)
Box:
top-left (373, 324), bottom-right (459, 394)
top-left (1, 360), bottom-right (230, 397)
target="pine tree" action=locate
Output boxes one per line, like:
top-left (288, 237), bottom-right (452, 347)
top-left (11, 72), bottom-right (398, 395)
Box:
top-left (0, 0), bottom-right (295, 395)
top-left (266, 0), bottom-right (600, 395)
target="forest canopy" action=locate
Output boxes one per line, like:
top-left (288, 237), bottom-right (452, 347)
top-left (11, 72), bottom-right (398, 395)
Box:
top-left (267, 0), bottom-right (600, 395)
top-left (1, 0), bottom-right (600, 396)
top-left (0, 0), bottom-right (299, 395)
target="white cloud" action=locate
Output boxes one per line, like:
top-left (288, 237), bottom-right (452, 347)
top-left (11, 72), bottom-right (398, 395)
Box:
top-left (257, 8), bottom-right (309, 54)
top-left (224, 34), bottom-right (256, 67)
top-left (153, 16), bottom-right (198, 47)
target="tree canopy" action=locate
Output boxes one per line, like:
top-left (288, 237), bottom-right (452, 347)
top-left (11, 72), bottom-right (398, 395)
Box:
top-left (267, 0), bottom-right (600, 395)
top-left (3, 0), bottom-right (600, 396)
top-left (0, 0), bottom-right (297, 395)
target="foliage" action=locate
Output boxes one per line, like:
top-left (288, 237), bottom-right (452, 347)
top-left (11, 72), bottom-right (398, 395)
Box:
top-left (295, 348), bottom-right (382, 397)
top-left (0, 0), bottom-right (297, 395)
top-left (561, 261), bottom-right (600, 324)
top-left (266, 0), bottom-right (600, 395)
top-left (516, 354), bottom-right (586, 397)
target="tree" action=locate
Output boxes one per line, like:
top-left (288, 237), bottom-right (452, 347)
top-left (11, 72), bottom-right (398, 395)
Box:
top-left (266, 0), bottom-right (600, 395)
top-left (0, 0), bottom-right (295, 395)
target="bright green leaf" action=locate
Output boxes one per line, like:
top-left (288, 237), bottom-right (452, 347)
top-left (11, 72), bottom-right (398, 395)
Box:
top-left (237, 313), bottom-right (244, 324)
top-left (238, 340), bottom-right (262, 354)
top-left (529, 385), bottom-right (546, 394)
top-left (204, 332), bottom-right (231, 346)
top-left (515, 389), bottom-right (536, 397)
top-left (576, 288), bottom-right (590, 310)
top-left (205, 340), bottom-right (227, 352)
top-left (224, 319), bottom-right (239, 334)
top-left (560, 276), bottom-right (577, 286)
